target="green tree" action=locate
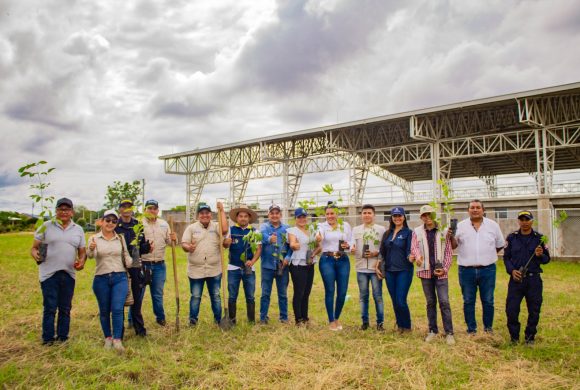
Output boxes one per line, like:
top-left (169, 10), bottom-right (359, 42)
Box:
top-left (104, 180), bottom-right (142, 210)
top-left (171, 205), bottom-right (187, 212)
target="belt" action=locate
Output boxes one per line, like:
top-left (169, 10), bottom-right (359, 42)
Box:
top-left (322, 251), bottom-right (346, 259)
top-left (141, 260), bottom-right (165, 264)
top-left (460, 264), bottom-right (488, 269)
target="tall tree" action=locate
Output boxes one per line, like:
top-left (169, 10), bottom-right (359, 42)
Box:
top-left (104, 180), bottom-right (142, 210)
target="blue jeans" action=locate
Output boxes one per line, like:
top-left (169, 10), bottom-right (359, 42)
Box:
top-left (189, 275), bottom-right (222, 324)
top-left (385, 270), bottom-right (413, 329)
top-left (228, 269), bottom-right (256, 304)
top-left (356, 272), bottom-right (384, 325)
top-left (40, 270), bottom-right (75, 343)
top-left (319, 254), bottom-right (350, 323)
top-left (260, 267), bottom-right (289, 321)
top-left (458, 263), bottom-right (496, 333)
top-left (141, 262), bottom-right (166, 322)
top-left (93, 272), bottom-right (128, 339)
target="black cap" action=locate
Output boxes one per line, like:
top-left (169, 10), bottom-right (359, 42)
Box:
top-left (145, 199), bottom-right (159, 208)
top-left (197, 203), bottom-right (212, 213)
top-left (517, 210), bottom-right (534, 220)
top-left (119, 199), bottom-right (134, 208)
top-left (56, 198), bottom-right (73, 208)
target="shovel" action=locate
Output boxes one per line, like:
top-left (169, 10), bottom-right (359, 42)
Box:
top-left (169, 217), bottom-right (180, 332)
top-left (218, 209), bottom-right (233, 330)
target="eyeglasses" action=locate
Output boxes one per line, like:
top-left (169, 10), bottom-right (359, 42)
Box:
top-left (104, 218), bottom-right (118, 224)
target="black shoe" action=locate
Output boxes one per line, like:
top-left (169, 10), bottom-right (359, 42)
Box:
top-left (42, 338), bottom-right (56, 346)
top-left (280, 319), bottom-right (289, 324)
top-left (247, 302), bottom-right (255, 324)
top-left (360, 323), bottom-right (370, 330)
top-left (484, 328), bottom-right (493, 334)
top-left (525, 339), bottom-right (535, 346)
top-left (136, 331), bottom-right (147, 337)
top-left (259, 319), bottom-right (268, 325)
top-left (127, 321), bottom-right (134, 329)
top-left (189, 319), bottom-right (197, 327)
top-left (377, 323), bottom-right (384, 331)
top-left (156, 319), bottom-right (166, 326)
top-left (510, 338), bottom-right (519, 345)
top-left (229, 301), bottom-right (237, 324)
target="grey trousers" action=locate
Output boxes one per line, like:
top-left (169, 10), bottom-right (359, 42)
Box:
top-left (421, 277), bottom-right (454, 335)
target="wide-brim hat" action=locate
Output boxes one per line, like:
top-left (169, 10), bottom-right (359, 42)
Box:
top-left (229, 204), bottom-right (258, 223)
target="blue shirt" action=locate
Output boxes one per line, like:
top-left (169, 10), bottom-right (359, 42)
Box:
top-left (228, 225), bottom-right (257, 268)
top-left (503, 229), bottom-right (550, 275)
top-left (259, 221), bottom-right (289, 270)
top-left (115, 218), bottom-right (151, 259)
top-left (379, 227), bottom-right (412, 272)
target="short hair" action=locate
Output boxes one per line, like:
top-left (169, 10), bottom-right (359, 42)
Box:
top-left (468, 199), bottom-right (485, 210)
top-left (361, 204), bottom-right (375, 213)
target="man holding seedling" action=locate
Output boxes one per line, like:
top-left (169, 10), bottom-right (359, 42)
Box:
top-left (503, 210), bottom-right (550, 345)
top-left (259, 204), bottom-right (290, 324)
top-left (115, 199), bottom-right (151, 336)
top-left (451, 199), bottom-right (504, 334)
top-left (352, 204), bottom-right (386, 330)
top-left (181, 202), bottom-right (228, 326)
top-left (31, 198), bottom-right (86, 345)
top-left (141, 199), bottom-right (177, 326)
top-left (410, 205), bottom-right (455, 345)
top-left (223, 204), bottom-right (262, 324)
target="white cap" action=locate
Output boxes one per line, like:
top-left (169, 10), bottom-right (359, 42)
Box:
top-left (419, 205), bottom-right (435, 216)
top-left (103, 209), bottom-right (119, 219)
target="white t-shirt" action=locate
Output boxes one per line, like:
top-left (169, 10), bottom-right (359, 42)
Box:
top-left (455, 217), bottom-right (505, 267)
top-left (352, 224), bottom-right (386, 273)
top-left (318, 221), bottom-right (353, 252)
top-left (287, 227), bottom-right (317, 266)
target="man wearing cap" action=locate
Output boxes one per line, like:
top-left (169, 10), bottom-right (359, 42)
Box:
top-left (351, 204), bottom-right (386, 330)
top-left (181, 202), bottom-right (228, 326)
top-left (30, 198), bottom-right (86, 344)
top-left (451, 199), bottom-right (505, 334)
top-left (258, 204), bottom-right (290, 324)
top-left (503, 211), bottom-right (550, 345)
top-left (141, 199), bottom-right (177, 326)
top-left (115, 199), bottom-right (151, 336)
top-left (222, 205), bottom-right (261, 324)
top-left (410, 205), bottom-right (455, 345)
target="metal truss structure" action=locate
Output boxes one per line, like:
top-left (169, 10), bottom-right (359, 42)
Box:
top-left (160, 83), bottom-right (580, 222)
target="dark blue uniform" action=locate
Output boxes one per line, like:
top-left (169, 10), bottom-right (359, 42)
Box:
top-left (503, 229), bottom-right (550, 343)
top-left (115, 218), bottom-right (151, 336)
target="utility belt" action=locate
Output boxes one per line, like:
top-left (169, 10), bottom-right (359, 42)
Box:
top-left (322, 251), bottom-right (347, 260)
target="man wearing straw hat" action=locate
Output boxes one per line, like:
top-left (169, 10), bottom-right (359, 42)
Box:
top-left (223, 204), bottom-right (261, 324)
top-left (181, 202), bottom-right (228, 326)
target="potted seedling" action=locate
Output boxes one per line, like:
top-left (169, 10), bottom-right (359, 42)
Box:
top-left (241, 230), bottom-right (263, 275)
top-left (429, 180), bottom-right (455, 272)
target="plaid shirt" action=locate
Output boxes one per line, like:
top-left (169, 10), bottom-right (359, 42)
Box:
top-left (410, 226), bottom-right (454, 279)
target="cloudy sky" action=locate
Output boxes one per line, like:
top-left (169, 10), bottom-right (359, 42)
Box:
top-left (1, 0), bottom-right (579, 213)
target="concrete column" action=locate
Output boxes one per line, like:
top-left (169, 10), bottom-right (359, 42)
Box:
top-left (536, 196), bottom-right (553, 245)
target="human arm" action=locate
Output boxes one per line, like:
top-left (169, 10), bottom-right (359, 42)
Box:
top-left (31, 239), bottom-right (42, 263)
top-left (217, 202), bottom-right (228, 235)
top-left (247, 245), bottom-right (262, 268)
top-left (75, 247), bottom-right (87, 270)
top-left (409, 231), bottom-right (423, 266)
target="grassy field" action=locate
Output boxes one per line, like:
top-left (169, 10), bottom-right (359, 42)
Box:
top-left (0, 232), bottom-right (578, 389)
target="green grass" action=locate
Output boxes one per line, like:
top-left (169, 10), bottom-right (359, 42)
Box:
top-left (0, 232), bottom-right (578, 389)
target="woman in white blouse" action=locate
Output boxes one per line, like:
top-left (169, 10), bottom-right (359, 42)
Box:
top-left (315, 202), bottom-right (353, 331)
top-left (87, 210), bottom-right (131, 352)
top-left (287, 208), bottom-right (320, 326)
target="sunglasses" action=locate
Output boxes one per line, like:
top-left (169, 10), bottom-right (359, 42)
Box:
top-left (104, 218), bottom-right (118, 224)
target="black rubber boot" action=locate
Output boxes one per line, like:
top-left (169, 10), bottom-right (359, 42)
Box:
top-left (247, 301), bottom-right (255, 324)
top-left (229, 301), bottom-right (237, 324)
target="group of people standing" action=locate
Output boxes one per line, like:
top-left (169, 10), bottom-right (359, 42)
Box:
top-left (31, 197), bottom-right (550, 352)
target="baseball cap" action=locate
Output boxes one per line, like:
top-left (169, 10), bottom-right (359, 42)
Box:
top-left (56, 198), bottom-right (73, 208)
top-left (269, 204), bottom-right (281, 213)
top-left (294, 207), bottom-right (308, 217)
top-left (517, 210), bottom-right (534, 220)
top-left (119, 199), bottom-right (133, 208)
top-left (197, 202), bottom-right (212, 213)
top-left (145, 199), bottom-right (159, 208)
top-left (391, 206), bottom-right (405, 216)
top-left (103, 209), bottom-right (119, 219)
top-left (419, 205), bottom-right (435, 216)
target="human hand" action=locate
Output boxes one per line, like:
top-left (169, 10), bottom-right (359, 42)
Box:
top-left (534, 245), bottom-right (544, 257)
top-left (74, 259), bottom-right (85, 270)
top-left (245, 260), bottom-right (253, 268)
top-left (149, 240), bottom-right (155, 253)
top-left (512, 269), bottom-right (522, 282)
top-left (434, 268), bottom-right (444, 277)
top-left (415, 256), bottom-right (423, 267)
top-left (31, 247), bottom-right (40, 262)
top-left (315, 232), bottom-right (322, 242)
top-left (89, 237), bottom-right (97, 251)
top-left (223, 237), bottom-right (232, 247)
top-left (217, 201), bottom-right (224, 211)
top-left (283, 259), bottom-right (289, 267)
top-left (270, 234), bottom-right (277, 244)
top-left (170, 232), bottom-right (177, 242)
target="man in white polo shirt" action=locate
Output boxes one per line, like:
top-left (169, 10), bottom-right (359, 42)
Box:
top-left (451, 199), bottom-right (505, 334)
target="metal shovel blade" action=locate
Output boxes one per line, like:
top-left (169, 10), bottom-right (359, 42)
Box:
top-left (219, 309), bottom-right (234, 330)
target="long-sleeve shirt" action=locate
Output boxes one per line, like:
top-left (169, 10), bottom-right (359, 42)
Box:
top-left (411, 225), bottom-right (453, 279)
top-left (259, 221), bottom-right (289, 270)
top-left (115, 217), bottom-right (151, 268)
top-left (317, 221), bottom-right (353, 252)
top-left (87, 232), bottom-right (131, 275)
top-left (379, 227), bottom-right (413, 272)
top-left (503, 229), bottom-right (550, 275)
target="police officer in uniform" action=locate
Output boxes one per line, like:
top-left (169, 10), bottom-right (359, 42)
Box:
top-left (503, 210), bottom-right (550, 345)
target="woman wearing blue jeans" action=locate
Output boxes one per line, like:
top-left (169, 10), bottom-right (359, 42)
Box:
top-left (316, 203), bottom-right (353, 331)
top-left (88, 210), bottom-right (130, 352)
top-left (377, 207), bottom-right (413, 332)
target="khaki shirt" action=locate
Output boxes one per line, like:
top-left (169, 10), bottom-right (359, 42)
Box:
top-left (87, 232), bottom-right (131, 275)
top-left (352, 224), bottom-right (386, 272)
top-left (182, 221), bottom-right (222, 279)
top-left (141, 218), bottom-right (171, 262)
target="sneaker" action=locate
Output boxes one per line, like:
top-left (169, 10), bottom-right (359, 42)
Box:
top-left (377, 323), bottom-right (385, 331)
top-left (280, 319), bottom-right (289, 324)
top-left (259, 319), bottom-right (268, 325)
top-left (156, 319), bottom-right (166, 327)
top-left (484, 328), bottom-right (493, 334)
top-left (425, 332), bottom-right (437, 342)
top-left (104, 337), bottom-right (113, 349)
top-left (112, 339), bottom-right (125, 353)
top-left (446, 334), bottom-right (456, 345)
top-left (361, 323), bottom-right (370, 331)
top-left (336, 321), bottom-right (343, 330)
